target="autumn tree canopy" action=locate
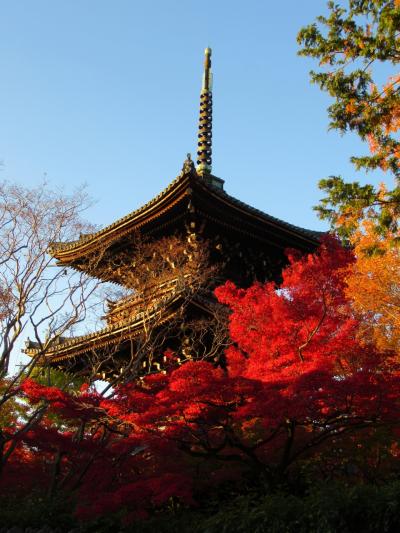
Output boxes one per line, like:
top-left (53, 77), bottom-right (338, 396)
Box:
top-left (298, 0), bottom-right (400, 352)
top-left (3, 239), bottom-right (399, 526)
top-left (298, 0), bottom-right (400, 237)
top-left (0, 181), bottom-right (104, 478)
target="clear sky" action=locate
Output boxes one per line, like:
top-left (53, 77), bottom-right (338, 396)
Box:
top-left (0, 0), bottom-right (388, 234)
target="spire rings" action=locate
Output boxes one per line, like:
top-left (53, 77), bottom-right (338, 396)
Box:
top-left (196, 48), bottom-right (213, 174)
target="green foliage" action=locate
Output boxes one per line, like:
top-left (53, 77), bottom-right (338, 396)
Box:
top-left (2, 481), bottom-right (400, 532)
top-left (0, 379), bottom-right (26, 426)
top-left (298, 0), bottom-right (400, 166)
top-left (29, 366), bottom-right (85, 391)
top-left (316, 175), bottom-right (400, 237)
top-left (137, 482), bottom-right (400, 533)
top-left (103, 481), bottom-right (400, 532)
top-left (297, 0), bottom-right (400, 237)
top-left (0, 492), bottom-right (77, 530)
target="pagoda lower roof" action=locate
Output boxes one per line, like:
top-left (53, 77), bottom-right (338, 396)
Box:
top-left (49, 168), bottom-right (322, 277)
top-left (23, 291), bottom-right (214, 365)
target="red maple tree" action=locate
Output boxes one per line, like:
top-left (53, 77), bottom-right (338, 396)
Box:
top-left (2, 237), bottom-right (399, 523)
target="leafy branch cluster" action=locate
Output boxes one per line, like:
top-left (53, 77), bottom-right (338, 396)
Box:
top-left (298, 0), bottom-right (400, 237)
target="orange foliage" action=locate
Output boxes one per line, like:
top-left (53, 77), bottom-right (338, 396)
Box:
top-left (345, 216), bottom-right (400, 351)
top-left (346, 99), bottom-right (357, 114)
top-left (366, 75), bottom-right (400, 169)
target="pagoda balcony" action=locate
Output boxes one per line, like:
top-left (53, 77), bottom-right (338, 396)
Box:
top-left (105, 273), bottom-right (194, 326)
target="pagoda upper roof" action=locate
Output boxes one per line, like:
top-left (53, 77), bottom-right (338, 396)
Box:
top-left (49, 169), bottom-right (193, 263)
top-left (49, 165), bottom-right (322, 281)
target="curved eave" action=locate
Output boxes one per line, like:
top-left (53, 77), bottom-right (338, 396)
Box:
top-left (23, 294), bottom-right (215, 364)
top-left (49, 171), bottom-right (322, 267)
top-left (193, 179), bottom-right (322, 249)
top-left (23, 295), bottom-right (183, 362)
top-left (50, 172), bottom-right (192, 265)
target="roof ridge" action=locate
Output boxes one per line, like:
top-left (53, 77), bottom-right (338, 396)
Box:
top-left (218, 186), bottom-right (322, 239)
top-left (49, 171), bottom-right (321, 261)
top-left (49, 172), bottom-right (188, 254)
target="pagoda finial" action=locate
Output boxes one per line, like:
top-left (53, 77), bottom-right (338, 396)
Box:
top-left (181, 153), bottom-right (196, 175)
top-left (196, 47), bottom-right (213, 176)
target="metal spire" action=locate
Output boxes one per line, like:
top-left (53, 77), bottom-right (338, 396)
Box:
top-left (196, 47), bottom-right (213, 175)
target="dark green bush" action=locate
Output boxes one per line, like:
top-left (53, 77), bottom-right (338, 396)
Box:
top-left (0, 492), bottom-right (77, 530)
top-left (186, 481), bottom-right (400, 533)
top-left (2, 481), bottom-right (400, 532)
top-left (123, 481), bottom-right (400, 533)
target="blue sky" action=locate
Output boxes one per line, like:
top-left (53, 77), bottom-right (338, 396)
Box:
top-left (0, 1), bottom-right (388, 233)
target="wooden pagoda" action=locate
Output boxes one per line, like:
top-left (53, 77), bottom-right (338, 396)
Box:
top-left (24, 49), bottom-right (321, 378)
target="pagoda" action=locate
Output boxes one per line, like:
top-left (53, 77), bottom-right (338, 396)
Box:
top-left (25, 49), bottom-right (321, 379)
